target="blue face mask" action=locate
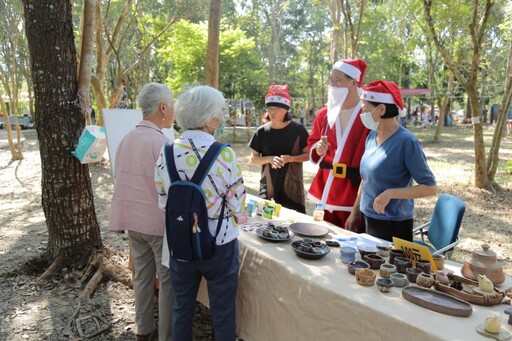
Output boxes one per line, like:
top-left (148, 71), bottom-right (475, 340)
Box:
top-left (210, 115), bottom-right (225, 139)
top-left (360, 109), bottom-right (379, 131)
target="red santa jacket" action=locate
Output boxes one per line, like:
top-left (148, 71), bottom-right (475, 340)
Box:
top-left (307, 105), bottom-right (369, 211)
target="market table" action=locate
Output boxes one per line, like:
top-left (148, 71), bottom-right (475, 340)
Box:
top-left (197, 195), bottom-right (512, 341)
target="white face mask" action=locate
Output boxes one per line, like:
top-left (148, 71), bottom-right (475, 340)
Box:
top-left (360, 109), bottom-right (379, 131)
top-left (327, 85), bottom-right (349, 128)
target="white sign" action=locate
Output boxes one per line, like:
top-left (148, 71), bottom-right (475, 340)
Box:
top-left (103, 109), bottom-right (175, 177)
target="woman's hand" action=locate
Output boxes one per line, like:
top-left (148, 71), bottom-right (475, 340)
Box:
top-left (373, 191), bottom-right (391, 214)
top-left (271, 156), bottom-right (285, 168)
top-left (315, 136), bottom-right (329, 156)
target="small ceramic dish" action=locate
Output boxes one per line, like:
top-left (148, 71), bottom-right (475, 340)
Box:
top-left (348, 260), bottom-right (370, 275)
top-left (406, 267), bottom-right (422, 284)
top-left (291, 240), bottom-right (330, 260)
top-left (376, 243), bottom-right (392, 257)
top-left (355, 268), bottom-right (376, 286)
top-left (364, 254), bottom-right (385, 270)
top-left (379, 263), bottom-right (397, 278)
top-left (358, 245), bottom-right (378, 259)
top-left (390, 273), bottom-right (409, 287)
top-left (416, 273), bottom-right (435, 288)
top-left (377, 278), bottom-right (394, 293)
top-left (340, 246), bottom-right (357, 264)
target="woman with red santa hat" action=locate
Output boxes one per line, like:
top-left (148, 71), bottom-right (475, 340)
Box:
top-left (249, 84), bottom-right (310, 213)
top-left (352, 80), bottom-right (437, 242)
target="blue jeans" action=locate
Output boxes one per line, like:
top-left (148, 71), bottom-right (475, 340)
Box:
top-left (169, 239), bottom-right (239, 341)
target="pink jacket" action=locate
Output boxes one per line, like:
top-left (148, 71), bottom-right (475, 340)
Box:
top-left (109, 120), bottom-right (169, 235)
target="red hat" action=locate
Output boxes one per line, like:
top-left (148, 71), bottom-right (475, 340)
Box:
top-left (361, 80), bottom-right (406, 117)
top-left (332, 58), bottom-right (367, 87)
top-left (265, 84), bottom-right (291, 110)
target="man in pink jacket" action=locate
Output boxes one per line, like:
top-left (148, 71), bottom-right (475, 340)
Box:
top-left (109, 83), bottom-right (174, 341)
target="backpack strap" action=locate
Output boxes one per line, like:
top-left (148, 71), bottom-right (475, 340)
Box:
top-left (190, 141), bottom-right (227, 185)
top-left (164, 142), bottom-right (180, 183)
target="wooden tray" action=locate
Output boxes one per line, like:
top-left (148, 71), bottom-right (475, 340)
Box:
top-left (434, 273), bottom-right (505, 306)
top-left (402, 286), bottom-right (472, 317)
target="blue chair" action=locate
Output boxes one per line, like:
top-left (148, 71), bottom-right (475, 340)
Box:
top-left (413, 193), bottom-right (465, 255)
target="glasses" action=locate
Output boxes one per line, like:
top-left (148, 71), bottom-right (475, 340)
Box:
top-left (329, 76), bottom-right (352, 87)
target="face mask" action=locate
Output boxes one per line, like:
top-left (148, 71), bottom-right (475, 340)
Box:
top-left (209, 115), bottom-right (225, 139)
top-left (360, 109), bottom-right (379, 131)
top-left (327, 86), bottom-right (349, 128)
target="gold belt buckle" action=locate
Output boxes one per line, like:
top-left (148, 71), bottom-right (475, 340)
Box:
top-left (332, 163), bottom-right (347, 178)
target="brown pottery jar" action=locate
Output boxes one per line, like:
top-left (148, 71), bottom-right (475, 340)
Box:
top-left (461, 244), bottom-right (505, 285)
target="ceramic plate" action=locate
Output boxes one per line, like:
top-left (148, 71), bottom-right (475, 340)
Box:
top-left (289, 222), bottom-right (329, 237)
top-left (291, 240), bottom-right (330, 260)
top-left (402, 286), bottom-right (472, 317)
top-left (255, 227), bottom-right (294, 242)
top-left (476, 324), bottom-right (512, 341)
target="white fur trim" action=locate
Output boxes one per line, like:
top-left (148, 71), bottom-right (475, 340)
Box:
top-left (361, 90), bottom-right (395, 104)
top-left (332, 61), bottom-right (361, 81)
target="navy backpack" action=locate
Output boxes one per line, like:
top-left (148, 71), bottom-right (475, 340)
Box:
top-left (164, 141), bottom-right (227, 262)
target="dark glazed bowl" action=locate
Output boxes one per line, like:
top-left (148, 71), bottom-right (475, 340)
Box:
top-left (364, 254), bottom-right (385, 270)
top-left (406, 267), bottom-right (422, 283)
top-left (348, 260), bottom-right (370, 275)
top-left (358, 245), bottom-right (378, 259)
top-left (291, 240), bottom-right (330, 260)
top-left (377, 278), bottom-right (394, 293)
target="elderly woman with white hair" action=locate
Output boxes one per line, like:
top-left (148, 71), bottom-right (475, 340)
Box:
top-left (155, 85), bottom-right (246, 341)
top-left (109, 82), bottom-right (175, 341)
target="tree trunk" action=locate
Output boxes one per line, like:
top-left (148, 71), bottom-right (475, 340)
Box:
top-left (487, 37), bottom-right (512, 180)
top-left (23, 0), bottom-right (102, 261)
top-left (468, 90), bottom-right (488, 188)
top-left (77, 0), bottom-right (96, 125)
top-left (205, 0), bottom-right (221, 88)
top-left (433, 72), bottom-right (455, 142)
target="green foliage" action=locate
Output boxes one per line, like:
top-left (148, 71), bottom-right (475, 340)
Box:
top-left (505, 160), bottom-right (512, 175)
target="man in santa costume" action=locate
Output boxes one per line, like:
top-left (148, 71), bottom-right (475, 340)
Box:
top-left (307, 58), bottom-right (369, 231)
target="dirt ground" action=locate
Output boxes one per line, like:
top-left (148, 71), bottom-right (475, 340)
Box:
top-left (0, 126), bottom-right (511, 340)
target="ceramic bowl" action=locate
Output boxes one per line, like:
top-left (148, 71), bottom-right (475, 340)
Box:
top-left (348, 260), bottom-right (370, 275)
top-left (390, 273), bottom-right (409, 287)
top-left (355, 268), bottom-right (376, 286)
top-left (376, 278), bottom-right (394, 293)
top-left (389, 249), bottom-right (405, 265)
top-left (416, 273), bottom-right (435, 288)
top-left (358, 245), bottom-right (378, 259)
top-left (376, 243), bottom-right (392, 257)
top-left (416, 260), bottom-right (432, 274)
top-left (340, 246), bottom-right (357, 264)
top-left (379, 263), bottom-right (397, 278)
top-left (363, 254), bottom-right (385, 270)
top-left (432, 254), bottom-right (446, 270)
top-left (406, 267), bottom-right (422, 283)
top-left (394, 256), bottom-right (412, 274)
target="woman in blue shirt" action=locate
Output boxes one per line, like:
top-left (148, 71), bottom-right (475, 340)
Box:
top-left (347, 80), bottom-right (437, 242)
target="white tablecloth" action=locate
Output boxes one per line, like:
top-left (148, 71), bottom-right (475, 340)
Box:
top-left (197, 195), bottom-right (512, 341)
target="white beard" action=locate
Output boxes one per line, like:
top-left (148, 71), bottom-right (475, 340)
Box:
top-left (327, 86), bottom-right (348, 128)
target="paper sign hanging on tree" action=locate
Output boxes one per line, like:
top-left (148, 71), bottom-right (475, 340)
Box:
top-left (71, 125), bottom-right (107, 164)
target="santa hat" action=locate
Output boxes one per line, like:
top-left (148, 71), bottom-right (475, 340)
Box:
top-left (265, 84), bottom-right (291, 110)
top-left (332, 58), bottom-right (367, 87)
top-left (361, 80), bottom-right (406, 117)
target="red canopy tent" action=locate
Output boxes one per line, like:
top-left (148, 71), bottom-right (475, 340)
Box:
top-left (400, 88), bottom-right (432, 96)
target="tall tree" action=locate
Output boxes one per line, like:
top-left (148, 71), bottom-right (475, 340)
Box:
top-left (22, 0), bottom-right (102, 274)
top-left (423, 0), bottom-right (495, 188)
top-left (206, 0), bottom-right (222, 88)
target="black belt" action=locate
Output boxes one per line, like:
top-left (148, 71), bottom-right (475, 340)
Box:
top-left (319, 161), bottom-right (361, 188)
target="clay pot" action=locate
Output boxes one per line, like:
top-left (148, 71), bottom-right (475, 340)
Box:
top-left (416, 273), bottom-right (435, 288)
top-left (380, 263), bottom-right (397, 278)
top-left (432, 254), bottom-right (446, 270)
top-left (462, 244), bottom-right (505, 285)
top-left (355, 268), bottom-right (376, 286)
top-left (434, 270), bottom-right (450, 285)
top-left (340, 246), bottom-right (357, 264)
top-left (358, 245), bottom-right (378, 259)
top-left (416, 260), bottom-right (432, 274)
top-left (394, 257), bottom-right (412, 274)
top-left (376, 243), bottom-right (392, 258)
top-left (364, 254), bottom-right (385, 270)
top-left (348, 260), bottom-right (370, 275)
top-left (376, 278), bottom-right (394, 293)
top-left (390, 273), bottom-right (409, 287)
top-left (389, 249), bottom-right (405, 265)
top-left (406, 267), bottom-right (422, 284)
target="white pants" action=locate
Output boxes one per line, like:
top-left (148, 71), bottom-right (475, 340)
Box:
top-left (129, 231), bottom-right (173, 340)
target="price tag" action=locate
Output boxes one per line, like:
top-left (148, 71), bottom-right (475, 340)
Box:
top-left (392, 237), bottom-right (437, 272)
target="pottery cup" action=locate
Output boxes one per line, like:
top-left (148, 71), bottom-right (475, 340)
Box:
top-left (364, 254), bottom-right (386, 270)
top-left (340, 246), bottom-right (357, 264)
top-left (416, 260), bottom-right (432, 274)
top-left (406, 267), bottom-right (422, 283)
top-left (376, 278), bottom-right (394, 293)
top-left (432, 254), bottom-right (446, 270)
top-left (299, 243), bottom-right (313, 253)
top-left (389, 249), bottom-right (405, 265)
top-left (434, 270), bottom-right (450, 285)
top-left (376, 243), bottom-right (392, 258)
top-left (358, 245), bottom-right (378, 259)
top-left (379, 263), bottom-right (397, 278)
top-left (348, 260), bottom-right (370, 275)
top-left (416, 273), bottom-right (435, 288)
top-left (394, 256), bottom-right (412, 274)
top-left (390, 273), bottom-right (409, 287)
top-left (355, 268), bottom-right (376, 286)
